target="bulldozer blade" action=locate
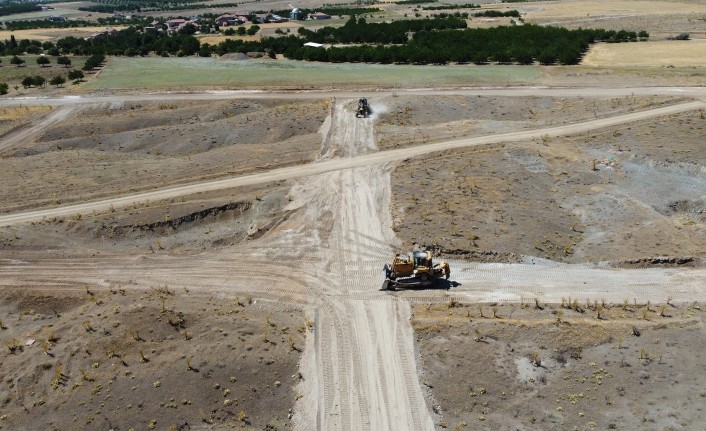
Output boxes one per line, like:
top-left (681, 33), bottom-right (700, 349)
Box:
top-left (381, 279), bottom-right (391, 291)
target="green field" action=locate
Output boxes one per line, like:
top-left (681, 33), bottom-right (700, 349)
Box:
top-left (85, 57), bottom-right (542, 90)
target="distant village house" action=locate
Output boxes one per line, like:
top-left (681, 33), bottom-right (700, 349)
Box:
top-left (309, 12), bottom-right (331, 20)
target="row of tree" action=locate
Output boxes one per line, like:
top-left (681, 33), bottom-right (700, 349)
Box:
top-left (0, 16), bottom-right (649, 68)
top-left (473, 10), bottom-right (521, 17)
top-left (3, 16), bottom-right (152, 31)
top-left (285, 24), bottom-right (645, 65)
top-left (77, 0), bottom-right (210, 13)
top-left (0, 2), bottom-right (40, 17)
top-left (422, 3), bottom-right (479, 11)
top-left (7, 55), bottom-right (73, 67)
top-left (21, 74), bottom-right (67, 88)
top-left (297, 16), bottom-right (467, 44)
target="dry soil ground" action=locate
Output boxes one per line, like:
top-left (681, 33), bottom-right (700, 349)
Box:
top-left (0, 98), bottom-right (329, 214)
top-left (0, 89), bottom-right (705, 431)
top-left (385, 95), bottom-right (706, 263)
top-left (413, 301), bottom-right (706, 431)
top-left (0, 287), bottom-right (304, 430)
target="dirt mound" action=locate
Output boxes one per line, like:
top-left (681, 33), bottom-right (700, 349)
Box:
top-left (426, 246), bottom-right (524, 263)
top-left (613, 256), bottom-right (702, 268)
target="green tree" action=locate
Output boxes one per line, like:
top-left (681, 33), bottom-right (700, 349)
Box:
top-left (21, 76), bottom-right (33, 88)
top-left (32, 75), bottom-right (46, 88)
top-left (50, 75), bottom-right (66, 87)
top-left (67, 69), bottom-right (84, 81)
top-left (36, 56), bottom-right (51, 67)
top-left (246, 25), bottom-right (260, 36)
top-left (10, 55), bottom-right (25, 67)
top-left (57, 56), bottom-right (71, 67)
top-left (0, 83), bottom-right (8, 95)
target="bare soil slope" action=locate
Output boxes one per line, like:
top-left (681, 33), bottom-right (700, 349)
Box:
top-left (0, 99), bottom-right (328, 213)
top-left (0, 288), bottom-right (304, 431)
top-left (390, 99), bottom-right (706, 263)
top-left (413, 302), bottom-right (706, 431)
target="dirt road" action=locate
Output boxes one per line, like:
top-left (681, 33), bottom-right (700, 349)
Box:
top-left (283, 104), bottom-right (434, 430)
top-left (0, 105), bottom-right (82, 154)
top-left (1, 92), bottom-right (706, 430)
top-left (1, 100), bottom-right (703, 225)
top-left (2, 86), bottom-right (706, 107)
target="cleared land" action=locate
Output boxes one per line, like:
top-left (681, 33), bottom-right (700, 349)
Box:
top-left (0, 0), bottom-right (705, 429)
top-left (0, 91), bottom-right (705, 431)
top-left (387, 95), bottom-right (706, 263)
top-left (583, 40), bottom-right (706, 67)
top-left (523, 0), bottom-right (706, 19)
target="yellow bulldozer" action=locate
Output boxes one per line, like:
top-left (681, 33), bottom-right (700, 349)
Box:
top-left (381, 250), bottom-right (450, 290)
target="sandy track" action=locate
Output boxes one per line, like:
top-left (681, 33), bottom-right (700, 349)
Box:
top-left (0, 105), bottom-right (82, 154)
top-left (1, 100), bottom-right (703, 226)
top-left (286, 104), bottom-right (434, 430)
top-left (2, 87), bottom-right (706, 108)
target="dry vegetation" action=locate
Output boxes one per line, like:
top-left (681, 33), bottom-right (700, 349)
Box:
top-left (413, 300), bottom-right (706, 430)
top-left (0, 287), bottom-right (304, 430)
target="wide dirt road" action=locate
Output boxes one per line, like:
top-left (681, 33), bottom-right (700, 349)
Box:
top-left (285, 104), bottom-right (434, 430)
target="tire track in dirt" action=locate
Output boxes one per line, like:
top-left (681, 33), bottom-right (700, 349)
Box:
top-left (2, 100), bottom-right (703, 226)
top-left (0, 105), bottom-right (83, 154)
top-left (1, 86), bottom-right (706, 108)
top-left (285, 101), bottom-right (435, 431)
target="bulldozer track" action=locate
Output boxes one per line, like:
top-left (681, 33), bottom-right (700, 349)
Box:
top-left (393, 301), bottom-right (424, 429)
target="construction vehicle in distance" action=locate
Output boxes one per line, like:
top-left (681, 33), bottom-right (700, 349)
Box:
top-left (381, 250), bottom-right (450, 290)
top-left (356, 97), bottom-right (372, 118)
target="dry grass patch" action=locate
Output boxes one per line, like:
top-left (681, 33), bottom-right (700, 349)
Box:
top-left (582, 40), bottom-right (706, 67)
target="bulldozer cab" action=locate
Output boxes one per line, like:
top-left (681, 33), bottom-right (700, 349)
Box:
top-left (412, 251), bottom-right (431, 270)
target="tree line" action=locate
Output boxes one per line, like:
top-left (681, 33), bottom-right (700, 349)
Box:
top-left (286, 24), bottom-right (647, 65)
top-left (422, 3), bottom-right (479, 11)
top-left (0, 16), bottom-right (648, 69)
top-left (3, 16), bottom-right (152, 31)
top-left (473, 10), bottom-right (521, 17)
top-left (297, 16), bottom-right (467, 44)
top-left (78, 0), bottom-right (212, 13)
top-left (0, 2), bottom-right (40, 17)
